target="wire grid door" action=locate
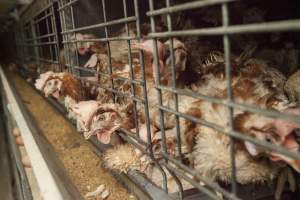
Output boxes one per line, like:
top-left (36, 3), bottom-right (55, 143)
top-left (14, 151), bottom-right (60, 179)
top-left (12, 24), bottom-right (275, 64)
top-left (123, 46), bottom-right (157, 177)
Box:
top-left (146, 0), bottom-right (300, 199)
top-left (18, 0), bottom-right (60, 73)
top-left (46, 0), bottom-right (300, 199)
top-left (57, 0), bottom-right (175, 195)
top-left (22, 21), bottom-right (35, 67)
top-left (14, 24), bottom-right (25, 65)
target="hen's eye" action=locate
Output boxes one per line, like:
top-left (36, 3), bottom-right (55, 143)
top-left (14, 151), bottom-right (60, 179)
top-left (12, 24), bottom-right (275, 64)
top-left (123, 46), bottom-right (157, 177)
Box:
top-left (265, 137), bottom-right (272, 143)
top-left (99, 115), bottom-right (105, 120)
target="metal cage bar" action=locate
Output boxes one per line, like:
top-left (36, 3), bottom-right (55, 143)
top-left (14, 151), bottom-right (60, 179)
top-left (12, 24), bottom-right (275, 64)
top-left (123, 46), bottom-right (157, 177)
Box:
top-left (13, 0), bottom-right (300, 200)
top-left (17, 0), bottom-right (60, 73)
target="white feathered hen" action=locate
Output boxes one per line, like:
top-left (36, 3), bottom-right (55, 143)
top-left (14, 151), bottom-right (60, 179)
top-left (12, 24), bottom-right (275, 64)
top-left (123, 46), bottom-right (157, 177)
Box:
top-left (103, 39), bottom-right (300, 195)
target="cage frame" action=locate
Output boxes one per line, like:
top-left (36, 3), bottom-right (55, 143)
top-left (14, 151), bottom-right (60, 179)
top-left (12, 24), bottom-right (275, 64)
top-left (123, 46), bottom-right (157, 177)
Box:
top-left (13, 0), bottom-right (300, 199)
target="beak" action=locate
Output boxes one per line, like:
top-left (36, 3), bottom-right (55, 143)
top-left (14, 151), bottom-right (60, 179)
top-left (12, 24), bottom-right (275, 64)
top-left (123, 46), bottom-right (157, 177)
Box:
top-left (269, 134), bottom-right (300, 172)
top-left (269, 108), bottom-right (300, 172)
top-left (270, 152), bottom-right (300, 172)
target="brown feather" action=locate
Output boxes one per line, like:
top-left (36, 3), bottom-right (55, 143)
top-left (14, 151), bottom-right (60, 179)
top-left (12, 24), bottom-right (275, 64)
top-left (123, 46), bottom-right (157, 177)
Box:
top-left (61, 73), bottom-right (85, 101)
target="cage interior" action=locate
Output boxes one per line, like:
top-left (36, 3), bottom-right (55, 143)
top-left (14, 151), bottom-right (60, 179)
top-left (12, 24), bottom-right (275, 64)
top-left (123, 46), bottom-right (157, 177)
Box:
top-left (1, 0), bottom-right (300, 200)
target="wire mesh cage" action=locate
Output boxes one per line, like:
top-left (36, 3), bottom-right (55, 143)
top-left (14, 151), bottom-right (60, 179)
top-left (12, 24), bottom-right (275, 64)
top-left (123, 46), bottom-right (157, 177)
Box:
top-left (13, 0), bottom-right (300, 199)
top-left (17, 0), bottom-right (61, 79)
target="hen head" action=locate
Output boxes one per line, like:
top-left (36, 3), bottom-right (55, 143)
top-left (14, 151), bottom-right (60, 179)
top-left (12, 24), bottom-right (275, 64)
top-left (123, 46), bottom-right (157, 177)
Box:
top-left (43, 78), bottom-right (63, 99)
top-left (71, 101), bottom-right (124, 144)
top-left (132, 38), bottom-right (187, 84)
top-left (236, 108), bottom-right (300, 172)
top-left (35, 71), bottom-right (64, 99)
top-left (163, 39), bottom-right (188, 81)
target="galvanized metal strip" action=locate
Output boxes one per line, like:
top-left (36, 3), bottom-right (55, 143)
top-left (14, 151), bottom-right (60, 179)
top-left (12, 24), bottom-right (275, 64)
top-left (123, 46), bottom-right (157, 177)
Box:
top-left (0, 66), bottom-right (64, 200)
top-left (147, 0), bottom-right (236, 16)
top-left (157, 104), bottom-right (300, 161)
top-left (25, 33), bottom-right (56, 42)
top-left (61, 36), bottom-right (137, 43)
top-left (221, 2), bottom-right (237, 193)
top-left (155, 84), bottom-right (300, 124)
top-left (57, 0), bottom-right (79, 11)
top-left (61, 16), bottom-right (137, 34)
top-left (147, 0), bottom-right (169, 192)
top-left (147, 19), bottom-right (300, 38)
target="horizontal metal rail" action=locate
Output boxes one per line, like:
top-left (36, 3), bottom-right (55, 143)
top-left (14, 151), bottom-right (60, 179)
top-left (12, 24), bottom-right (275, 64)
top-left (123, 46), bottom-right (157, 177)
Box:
top-left (25, 33), bottom-right (57, 42)
top-left (22, 2), bottom-right (54, 24)
top-left (61, 16), bottom-right (137, 34)
top-left (147, 19), bottom-right (300, 38)
top-left (62, 36), bottom-right (137, 43)
top-left (71, 65), bottom-right (144, 85)
top-left (24, 41), bottom-right (57, 46)
top-left (0, 66), bottom-right (64, 200)
top-left (75, 77), bottom-right (145, 104)
top-left (57, 0), bottom-right (79, 11)
top-left (147, 0), bottom-right (236, 16)
top-left (156, 85), bottom-right (300, 124)
top-left (157, 104), bottom-right (300, 161)
top-left (33, 12), bottom-right (53, 24)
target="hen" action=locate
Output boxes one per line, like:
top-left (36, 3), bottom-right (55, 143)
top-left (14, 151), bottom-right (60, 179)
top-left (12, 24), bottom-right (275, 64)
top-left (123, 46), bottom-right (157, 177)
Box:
top-left (35, 71), bottom-right (88, 120)
top-left (69, 100), bottom-right (134, 144)
top-left (103, 39), bottom-right (300, 195)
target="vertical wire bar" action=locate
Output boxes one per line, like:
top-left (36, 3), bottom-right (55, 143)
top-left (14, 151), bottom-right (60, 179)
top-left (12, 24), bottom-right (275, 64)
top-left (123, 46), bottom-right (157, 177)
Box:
top-left (70, 5), bottom-right (80, 77)
top-left (31, 19), bottom-right (40, 73)
top-left (27, 24), bottom-right (31, 64)
top-left (45, 9), bottom-right (54, 66)
top-left (19, 24), bottom-right (26, 66)
top-left (122, 0), bottom-right (140, 137)
top-left (36, 18), bottom-right (42, 64)
top-left (61, 1), bottom-right (73, 74)
top-left (134, 0), bottom-right (168, 192)
top-left (50, 3), bottom-right (61, 71)
top-left (25, 25), bottom-right (29, 62)
top-left (60, 0), bottom-right (70, 73)
top-left (101, 0), bottom-right (116, 103)
top-left (58, 0), bottom-right (71, 73)
top-left (222, 3), bottom-right (237, 194)
top-left (148, 0), bottom-right (169, 193)
top-left (164, 0), bottom-right (184, 198)
top-left (165, 0), bottom-right (183, 162)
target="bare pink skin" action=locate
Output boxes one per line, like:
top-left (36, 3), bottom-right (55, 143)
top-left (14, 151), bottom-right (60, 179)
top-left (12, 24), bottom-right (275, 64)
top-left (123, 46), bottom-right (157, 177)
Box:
top-left (132, 40), bottom-right (165, 81)
top-left (34, 71), bottom-right (55, 90)
top-left (269, 108), bottom-right (300, 172)
top-left (71, 100), bottom-right (100, 129)
top-left (133, 39), bottom-right (188, 85)
top-left (71, 33), bottom-right (97, 56)
top-left (43, 78), bottom-right (63, 99)
top-left (272, 108), bottom-right (300, 139)
top-left (84, 54), bottom-right (98, 68)
top-left (71, 101), bottom-right (123, 144)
